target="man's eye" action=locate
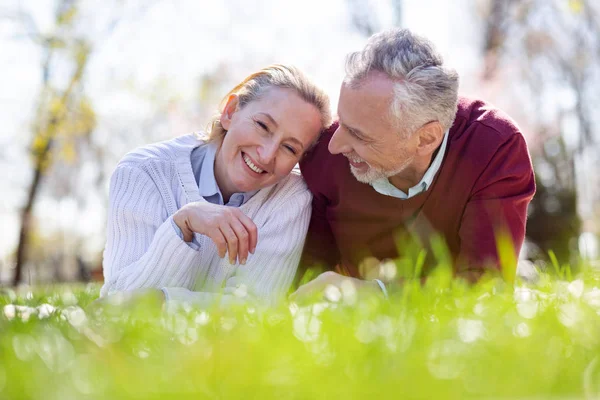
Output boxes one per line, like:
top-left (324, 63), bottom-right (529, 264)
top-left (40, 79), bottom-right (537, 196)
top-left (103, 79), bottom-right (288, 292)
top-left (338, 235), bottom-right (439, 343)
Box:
top-left (350, 131), bottom-right (364, 141)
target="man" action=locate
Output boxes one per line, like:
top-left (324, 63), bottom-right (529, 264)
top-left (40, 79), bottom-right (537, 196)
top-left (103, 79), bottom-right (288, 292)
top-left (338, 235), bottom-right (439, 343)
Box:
top-left (291, 28), bottom-right (535, 302)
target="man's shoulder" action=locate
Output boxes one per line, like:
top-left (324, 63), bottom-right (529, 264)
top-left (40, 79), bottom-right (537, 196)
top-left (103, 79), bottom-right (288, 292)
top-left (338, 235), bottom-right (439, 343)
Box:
top-left (452, 97), bottom-right (523, 144)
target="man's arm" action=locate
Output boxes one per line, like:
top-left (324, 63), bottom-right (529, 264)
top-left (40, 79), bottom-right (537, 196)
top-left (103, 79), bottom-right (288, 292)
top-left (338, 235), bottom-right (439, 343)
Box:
top-left (296, 192), bottom-right (341, 285)
top-left (457, 133), bottom-right (536, 282)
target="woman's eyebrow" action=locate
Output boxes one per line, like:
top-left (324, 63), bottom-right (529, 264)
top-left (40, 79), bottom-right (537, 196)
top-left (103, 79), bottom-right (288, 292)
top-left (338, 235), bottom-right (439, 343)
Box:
top-left (288, 137), bottom-right (304, 150)
top-left (257, 112), bottom-right (278, 128)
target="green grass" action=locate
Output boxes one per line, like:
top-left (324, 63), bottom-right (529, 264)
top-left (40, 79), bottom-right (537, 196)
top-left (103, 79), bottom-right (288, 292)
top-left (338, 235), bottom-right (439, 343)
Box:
top-left (1, 266), bottom-right (600, 399)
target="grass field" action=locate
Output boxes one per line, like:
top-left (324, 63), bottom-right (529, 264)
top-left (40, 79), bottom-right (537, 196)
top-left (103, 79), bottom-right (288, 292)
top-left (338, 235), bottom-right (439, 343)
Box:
top-left (1, 263), bottom-right (600, 399)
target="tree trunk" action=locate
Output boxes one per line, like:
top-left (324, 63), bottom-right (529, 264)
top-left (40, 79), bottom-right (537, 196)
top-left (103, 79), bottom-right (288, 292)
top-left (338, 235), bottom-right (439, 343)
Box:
top-left (13, 138), bottom-right (53, 286)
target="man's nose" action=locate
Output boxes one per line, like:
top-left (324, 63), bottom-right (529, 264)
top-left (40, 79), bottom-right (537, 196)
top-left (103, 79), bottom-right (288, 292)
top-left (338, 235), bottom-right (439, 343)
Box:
top-left (328, 126), bottom-right (351, 155)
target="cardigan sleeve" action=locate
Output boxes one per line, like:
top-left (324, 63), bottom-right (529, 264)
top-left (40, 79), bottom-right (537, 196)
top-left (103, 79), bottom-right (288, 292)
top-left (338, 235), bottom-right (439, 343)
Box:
top-left (457, 133), bottom-right (536, 281)
top-left (100, 164), bottom-right (202, 297)
top-left (161, 184), bottom-right (313, 308)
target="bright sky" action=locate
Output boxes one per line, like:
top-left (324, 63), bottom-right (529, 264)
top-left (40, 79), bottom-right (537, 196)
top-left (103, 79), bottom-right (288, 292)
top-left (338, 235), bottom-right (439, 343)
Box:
top-left (0, 0), bottom-right (483, 262)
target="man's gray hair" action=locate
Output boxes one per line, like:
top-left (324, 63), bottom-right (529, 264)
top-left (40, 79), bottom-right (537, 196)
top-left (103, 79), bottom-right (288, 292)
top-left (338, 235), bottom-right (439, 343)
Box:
top-left (344, 29), bottom-right (459, 136)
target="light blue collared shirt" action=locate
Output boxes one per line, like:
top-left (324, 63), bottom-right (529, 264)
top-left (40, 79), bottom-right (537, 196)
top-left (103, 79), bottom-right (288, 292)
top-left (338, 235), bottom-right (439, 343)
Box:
top-left (371, 130), bottom-right (449, 199)
top-left (193, 142), bottom-right (257, 207)
top-left (172, 142), bottom-right (257, 246)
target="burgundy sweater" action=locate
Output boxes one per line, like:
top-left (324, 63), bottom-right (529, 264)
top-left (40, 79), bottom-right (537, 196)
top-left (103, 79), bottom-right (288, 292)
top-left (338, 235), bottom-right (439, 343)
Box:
top-left (299, 97), bottom-right (536, 282)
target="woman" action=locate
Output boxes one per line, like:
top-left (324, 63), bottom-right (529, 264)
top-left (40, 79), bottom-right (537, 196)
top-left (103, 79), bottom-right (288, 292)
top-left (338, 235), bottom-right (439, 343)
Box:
top-left (100, 65), bottom-right (331, 307)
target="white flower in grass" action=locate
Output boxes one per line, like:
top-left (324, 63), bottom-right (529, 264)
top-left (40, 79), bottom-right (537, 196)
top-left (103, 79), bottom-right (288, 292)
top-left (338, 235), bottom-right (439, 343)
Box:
top-left (178, 327), bottom-right (198, 345)
top-left (473, 302), bottom-right (486, 316)
top-left (584, 287), bottom-right (600, 308)
top-left (311, 302), bottom-right (329, 315)
top-left (3, 305), bottom-right (15, 320)
top-left (62, 306), bottom-right (87, 328)
top-left (61, 291), bottom-right (78, 306)
top-left (457, 318), bottom-right (485, 343)
top-left (355, 320), bottom-right (377, 343)
top-left (379, 259), bottom-right (397, 281)
top-left (37, 303), bottom-right (56, 319)
top-left (513, 287), bottom-right (534, 302)
top-left (376, 316), bottom-right (394, 338)
top-left (292, 308), bottom-right (321, 342)
top-left (513, 322), bottom-right (531, 338)
top-left (20, 305), bottom-right (36, 321)
top-left (558, 302), bottom-right (582, 327)
top-left (514, 287), bottom-right (539, 319)
top-left (516, 300), bottom-right (539, 319)
top-left (4, 305), bottom-right (36, 322)
top-left (567, 279), bottom-right (584, 298)
top-left (194, 311), bottom-right (210, 326)
top-left (220, 316), bottom-right (237, 331)
top-left (172, 313), bottom-right (188, 335)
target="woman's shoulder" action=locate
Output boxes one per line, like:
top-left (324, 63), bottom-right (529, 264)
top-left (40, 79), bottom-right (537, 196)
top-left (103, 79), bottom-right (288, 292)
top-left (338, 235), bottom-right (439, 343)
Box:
top-left (117, 133), bottom-right (205, 169)
top-left (257, 168), bottom-right (311, 208)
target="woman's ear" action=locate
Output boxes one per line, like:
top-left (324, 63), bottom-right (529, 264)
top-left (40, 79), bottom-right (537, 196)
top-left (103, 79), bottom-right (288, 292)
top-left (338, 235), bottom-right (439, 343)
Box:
top-left (220, 94), bottom-right (239, 131)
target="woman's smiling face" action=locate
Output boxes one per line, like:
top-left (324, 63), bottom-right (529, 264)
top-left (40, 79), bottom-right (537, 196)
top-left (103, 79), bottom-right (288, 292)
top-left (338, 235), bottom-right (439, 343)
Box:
top-left (214, 87), bottom-right (323, 198)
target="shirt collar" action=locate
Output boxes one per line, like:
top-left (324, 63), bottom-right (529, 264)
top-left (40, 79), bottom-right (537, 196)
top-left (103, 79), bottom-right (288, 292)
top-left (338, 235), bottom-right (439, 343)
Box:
top-left (198, 141), bottom-right (220, 199)
top-left (370, 130), bottom-right (449, 199)
top-left (419, 129), bottom-right (449, 191)
top-left (198, 142), bottom-right (258, 206)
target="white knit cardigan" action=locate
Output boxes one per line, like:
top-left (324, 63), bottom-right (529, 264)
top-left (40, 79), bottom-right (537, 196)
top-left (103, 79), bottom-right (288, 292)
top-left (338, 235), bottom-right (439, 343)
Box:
top-left (100, 134), bottom-right (312, 307)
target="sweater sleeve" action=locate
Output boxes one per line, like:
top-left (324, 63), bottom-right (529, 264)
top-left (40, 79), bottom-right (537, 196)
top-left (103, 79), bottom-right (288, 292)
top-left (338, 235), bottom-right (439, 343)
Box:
top-left (100, 164), bottom-right (202, 297)
top-left (457, 133), bottom-right (536, 281)
top-left (298, 124), bottom-right (341, 276)
top-left (161, 184), bottom-right (313, 308)
top-left (297, 190), bottom-right (340, 276)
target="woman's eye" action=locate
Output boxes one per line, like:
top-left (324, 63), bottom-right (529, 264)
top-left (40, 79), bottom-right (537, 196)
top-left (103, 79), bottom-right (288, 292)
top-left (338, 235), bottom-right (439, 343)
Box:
top-left (284, 145), bottom-right (297, 155)
top-left (255, 120), bottom-right (268, 131)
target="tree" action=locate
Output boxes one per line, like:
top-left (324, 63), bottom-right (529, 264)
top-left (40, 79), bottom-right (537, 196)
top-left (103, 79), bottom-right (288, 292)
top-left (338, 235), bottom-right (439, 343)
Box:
top-left (478, 0), bottom-right (600, 264)
top-left (8, 0), bottom-right (96, 285)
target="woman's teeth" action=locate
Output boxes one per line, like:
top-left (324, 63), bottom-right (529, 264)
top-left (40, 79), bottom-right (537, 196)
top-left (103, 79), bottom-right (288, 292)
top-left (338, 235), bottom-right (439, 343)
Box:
top-left (243, 153), bottom-right (264, 174)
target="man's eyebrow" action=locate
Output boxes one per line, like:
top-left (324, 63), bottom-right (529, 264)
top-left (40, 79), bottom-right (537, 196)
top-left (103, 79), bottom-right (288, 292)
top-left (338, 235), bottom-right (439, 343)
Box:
top-left (257, 112), bottom-right (278, 128)
top-left (337, 111), bottom-right (369, 139)
top-left (342, 121), bottom-right (369, 139)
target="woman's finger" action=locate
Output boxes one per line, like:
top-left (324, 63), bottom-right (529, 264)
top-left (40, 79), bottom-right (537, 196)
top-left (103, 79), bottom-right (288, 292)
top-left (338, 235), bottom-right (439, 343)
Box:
top-left (220, 225), bottom-right (238, 264)
top-left (229, 218), bottom-right (250, 265)
top-left (235, 212), bottom-right (258, 254)
top-left (207, 229), bottom-right (228, 259)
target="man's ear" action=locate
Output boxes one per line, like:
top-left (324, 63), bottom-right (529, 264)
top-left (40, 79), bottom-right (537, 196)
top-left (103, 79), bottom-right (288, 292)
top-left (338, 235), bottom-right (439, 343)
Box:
top-left (416, 121), bottom-right (444, 156)
top-left (220, 94), bottom-right (239, 131)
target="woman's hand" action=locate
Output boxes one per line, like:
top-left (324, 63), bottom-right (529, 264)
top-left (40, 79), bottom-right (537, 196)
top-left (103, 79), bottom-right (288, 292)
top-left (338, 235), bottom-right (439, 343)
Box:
top-left (173, 202), bottom-right (258, 265)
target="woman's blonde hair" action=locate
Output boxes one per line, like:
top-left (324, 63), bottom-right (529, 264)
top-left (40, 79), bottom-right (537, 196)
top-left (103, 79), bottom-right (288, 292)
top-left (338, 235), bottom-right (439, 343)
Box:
top-left (205, 64), bottom-right (331, 143)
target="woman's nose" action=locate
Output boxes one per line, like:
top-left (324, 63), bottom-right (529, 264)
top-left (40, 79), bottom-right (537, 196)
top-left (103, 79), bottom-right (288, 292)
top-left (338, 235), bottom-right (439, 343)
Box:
top-left (257, 141), bottom-right (277, 165)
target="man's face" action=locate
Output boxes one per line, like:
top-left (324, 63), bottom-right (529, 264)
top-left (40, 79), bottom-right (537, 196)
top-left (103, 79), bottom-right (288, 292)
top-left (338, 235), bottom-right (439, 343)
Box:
top-left (328, 72), bottom-right (419, 184)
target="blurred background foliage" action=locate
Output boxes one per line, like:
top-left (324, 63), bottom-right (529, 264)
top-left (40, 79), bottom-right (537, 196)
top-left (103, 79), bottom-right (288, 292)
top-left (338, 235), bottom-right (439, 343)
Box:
top-left (0, 0), bottom-right (598, 286)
